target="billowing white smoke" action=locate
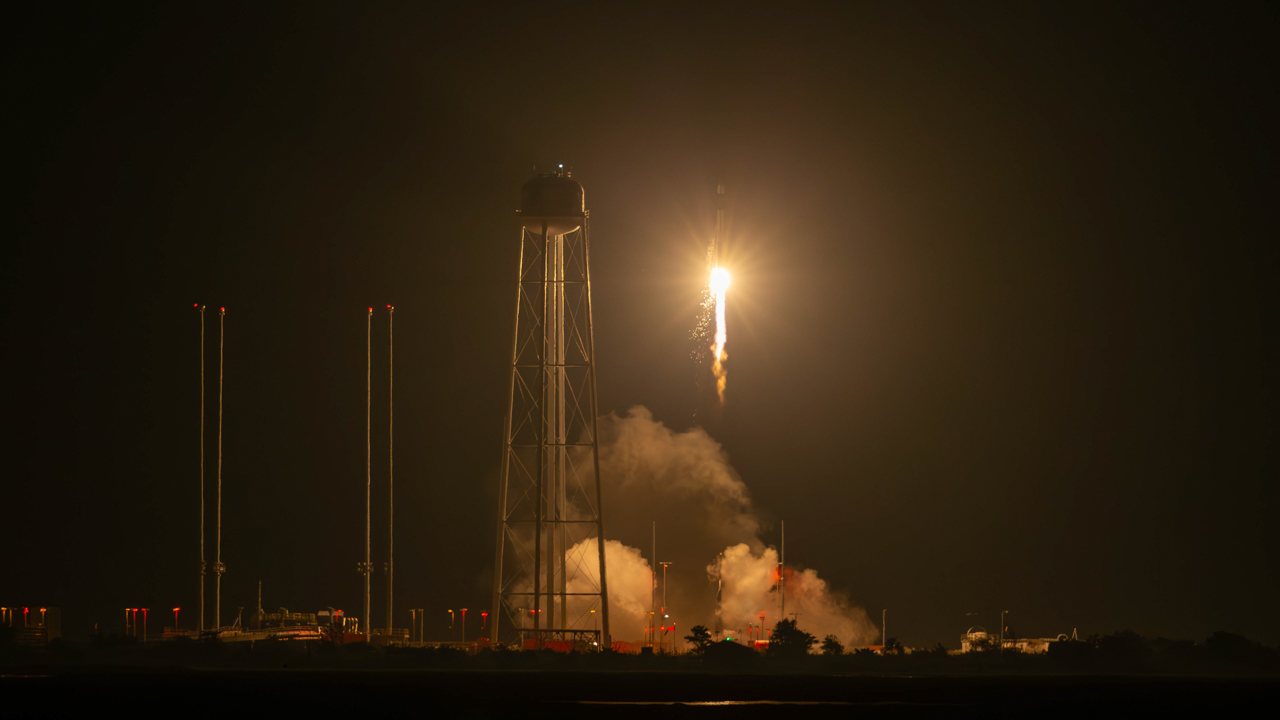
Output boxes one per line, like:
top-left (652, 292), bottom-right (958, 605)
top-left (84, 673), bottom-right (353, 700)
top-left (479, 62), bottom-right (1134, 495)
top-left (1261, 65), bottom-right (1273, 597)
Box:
top-left (564, 539), bottom-right (653, 642)
top-left (711, 544), bottom-right (878, 645)
top-left (571, 406), bottom-right (877, 649)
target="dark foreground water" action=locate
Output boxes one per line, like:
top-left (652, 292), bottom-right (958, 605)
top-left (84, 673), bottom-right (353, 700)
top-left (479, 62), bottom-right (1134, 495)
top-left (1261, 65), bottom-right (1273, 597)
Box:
top-left (3, 671), bottom-right (1276, 718)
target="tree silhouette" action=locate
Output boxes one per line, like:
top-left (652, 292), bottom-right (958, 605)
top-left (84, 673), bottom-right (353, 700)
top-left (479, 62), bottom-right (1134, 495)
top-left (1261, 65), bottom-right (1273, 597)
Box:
top-left (820, 634), bottom-right (844, 656)
top-left (684, 625), bottom-right (712, 655)
top-left (767, 618), bottom-right (816, 659)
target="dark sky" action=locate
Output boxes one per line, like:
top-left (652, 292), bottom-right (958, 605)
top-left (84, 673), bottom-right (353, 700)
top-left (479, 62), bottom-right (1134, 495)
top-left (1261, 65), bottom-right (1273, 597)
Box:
top-left (4, 1), bottom-right (1277, 646)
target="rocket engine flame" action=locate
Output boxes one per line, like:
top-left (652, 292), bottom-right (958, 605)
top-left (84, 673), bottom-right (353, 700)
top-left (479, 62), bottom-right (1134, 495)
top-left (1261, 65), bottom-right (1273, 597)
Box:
top-left (710, 267), bottom-right (730, 403)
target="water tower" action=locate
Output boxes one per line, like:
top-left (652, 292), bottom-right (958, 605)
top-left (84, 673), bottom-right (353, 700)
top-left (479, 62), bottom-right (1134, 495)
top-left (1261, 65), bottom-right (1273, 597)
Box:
top-left (490, 168), bottom-right (611, 649)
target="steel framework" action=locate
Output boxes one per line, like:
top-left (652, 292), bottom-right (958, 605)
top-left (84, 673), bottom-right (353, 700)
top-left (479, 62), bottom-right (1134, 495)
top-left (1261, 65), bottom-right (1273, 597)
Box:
top-left (518, 628), bottom-right (602, 652)
top-left (491, 210), bottom-right (611, 649)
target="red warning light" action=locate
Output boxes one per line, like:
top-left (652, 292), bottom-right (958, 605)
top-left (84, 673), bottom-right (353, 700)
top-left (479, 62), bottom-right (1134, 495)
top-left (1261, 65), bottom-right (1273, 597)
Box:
top-left (220, 307), bottom-right (225, 312)
top-left (368, 307), bottom-right (373, 312)
top-left (193, 303), bottom-right (198, 307)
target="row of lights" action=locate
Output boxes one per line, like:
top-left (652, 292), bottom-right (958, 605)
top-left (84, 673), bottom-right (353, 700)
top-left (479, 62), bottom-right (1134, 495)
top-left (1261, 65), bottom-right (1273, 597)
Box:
top-left (102, 605), bottom-right (495, 642)
top-left (1, 607), bottom-right (46, 627)
top-left (119, 607), bottom-right (183, 641)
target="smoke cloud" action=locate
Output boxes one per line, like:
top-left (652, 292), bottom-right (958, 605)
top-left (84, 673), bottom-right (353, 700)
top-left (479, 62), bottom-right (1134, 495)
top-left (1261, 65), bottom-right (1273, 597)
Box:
top-left (565, 539), bottom-right (653, 642)
top-left (711, 543), bottom-right (878, 645)
top-left (577, 406), bottom-right (877, 648)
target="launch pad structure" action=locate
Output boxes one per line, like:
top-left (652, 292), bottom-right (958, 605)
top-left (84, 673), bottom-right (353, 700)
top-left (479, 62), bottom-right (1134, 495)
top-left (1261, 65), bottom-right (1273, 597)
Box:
top-left (491, 169), bottom-right (611, 649)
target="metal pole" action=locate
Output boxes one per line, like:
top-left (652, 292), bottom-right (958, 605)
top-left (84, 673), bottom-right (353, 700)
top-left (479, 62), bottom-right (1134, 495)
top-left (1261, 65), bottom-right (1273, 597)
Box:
top-left (544, 224), bottom-right (557, 635)
top-left (215, 307), bottom-right (224, 629)
top-left (715, 552), bottom-right (723, 640)
top-left (661, 562), bottom-right (672, 652)
top-left (583, 213), bottom-right (611, 648)
top-left (365, 307), bottom-right (371, 638)
top-left (662, 562), bottom-right (668, 611)
top-left (556, 232), bottom-right (567, 632)
top-left (198, 305), bottom-right (205, 635)
top-left (650, 521), bottom-right (656, 646)
top-left (882, 609), bottom-right (886, 648)
top-left (780, 520), bottom-right (785, 621)
top-left (533, 219), bottom-right (548, 640)
top-left (388, 304), bottom-right (394, 635)
top-left (491, 230), bottom-right (526, 644)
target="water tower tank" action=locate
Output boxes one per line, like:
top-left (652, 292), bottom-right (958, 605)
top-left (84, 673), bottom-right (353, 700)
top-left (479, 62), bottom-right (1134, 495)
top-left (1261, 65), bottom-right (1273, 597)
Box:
top-left (519, 171), bottom-right (584, 236)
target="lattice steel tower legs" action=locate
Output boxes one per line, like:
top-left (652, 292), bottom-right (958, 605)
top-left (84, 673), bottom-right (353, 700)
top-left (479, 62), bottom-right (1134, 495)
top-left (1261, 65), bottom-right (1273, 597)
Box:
top-left (491, 171), bottom-right (610, 650)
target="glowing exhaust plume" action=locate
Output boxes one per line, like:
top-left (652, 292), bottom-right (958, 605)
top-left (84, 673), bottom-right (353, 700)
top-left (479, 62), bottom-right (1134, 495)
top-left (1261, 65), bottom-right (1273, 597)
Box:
top-left (710, 267), bottom-right (730, 403)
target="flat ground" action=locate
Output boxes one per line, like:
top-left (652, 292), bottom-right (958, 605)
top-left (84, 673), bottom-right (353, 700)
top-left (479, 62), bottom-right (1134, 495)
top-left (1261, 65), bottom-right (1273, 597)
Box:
top-left (3, 671), bottom-right (1276, 718)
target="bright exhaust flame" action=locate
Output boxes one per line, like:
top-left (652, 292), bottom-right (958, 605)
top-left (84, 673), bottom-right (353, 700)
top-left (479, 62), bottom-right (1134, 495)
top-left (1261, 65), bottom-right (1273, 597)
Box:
top-left (710, 267), bottom-right (730, 403)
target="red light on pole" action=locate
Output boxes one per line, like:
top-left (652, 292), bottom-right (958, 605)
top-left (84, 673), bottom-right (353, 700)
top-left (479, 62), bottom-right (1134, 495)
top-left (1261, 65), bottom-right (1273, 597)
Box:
top-left (173, 607), bottom-right (180, 630)
top-left (481, 612), bottom-right (488, 630)
top-left (220, 307), bottom-right (225, 312)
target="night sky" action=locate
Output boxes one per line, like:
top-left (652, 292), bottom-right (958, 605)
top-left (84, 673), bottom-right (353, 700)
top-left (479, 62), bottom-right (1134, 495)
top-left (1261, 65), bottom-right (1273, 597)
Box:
top-left (5, 2), bottom-right (1277, 646)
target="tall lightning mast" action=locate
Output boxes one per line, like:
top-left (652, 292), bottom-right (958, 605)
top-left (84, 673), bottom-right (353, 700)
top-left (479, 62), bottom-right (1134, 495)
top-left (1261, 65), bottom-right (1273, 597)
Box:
top-left (197, 304), bottom-right (205, 634)
top-left (387, 304), bottom-right (394, 635)
top-left (214, 307), bottom-right (225, 628)
top-left (363, 307), bottom-right (371, 636)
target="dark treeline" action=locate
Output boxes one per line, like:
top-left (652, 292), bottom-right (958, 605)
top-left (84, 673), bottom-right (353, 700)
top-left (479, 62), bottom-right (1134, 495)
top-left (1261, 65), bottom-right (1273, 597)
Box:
top-left (3, 625), bottom-right (1278, 676)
